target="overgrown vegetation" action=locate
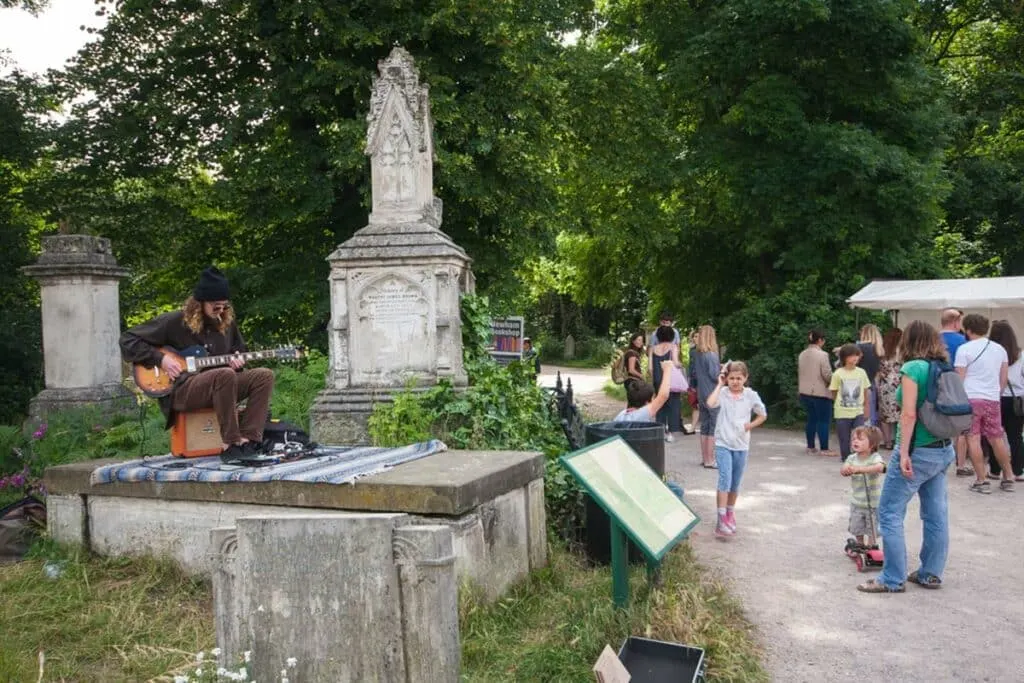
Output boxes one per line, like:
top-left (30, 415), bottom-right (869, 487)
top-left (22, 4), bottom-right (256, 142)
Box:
top-left (0, 539), bottom-right (765, 683)
top-left (0, 540), bottom-right (213, 682)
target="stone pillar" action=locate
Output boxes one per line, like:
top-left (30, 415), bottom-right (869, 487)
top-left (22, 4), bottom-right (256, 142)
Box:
top-left (21, 234), bottom-right (133, 421)
top-left (310, 47), bottom-right (474, 445)
top-left (393, 525), bottom-right (460, 682)
top-left (210, 527), bottom-right (241, 665)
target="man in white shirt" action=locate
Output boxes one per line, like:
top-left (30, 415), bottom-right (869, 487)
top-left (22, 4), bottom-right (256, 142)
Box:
top-left (955, 314), bottom-right (1014, 493)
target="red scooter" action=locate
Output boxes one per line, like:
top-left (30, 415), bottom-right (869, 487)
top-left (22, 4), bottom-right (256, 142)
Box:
top-left (844, 474), bottom-right (884, 572)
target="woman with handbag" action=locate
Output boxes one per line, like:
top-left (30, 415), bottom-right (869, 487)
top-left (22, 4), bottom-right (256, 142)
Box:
top-left (650, 326), bottom-right (684, 442)
top-left (987, 320), bottom-right (1024, 481)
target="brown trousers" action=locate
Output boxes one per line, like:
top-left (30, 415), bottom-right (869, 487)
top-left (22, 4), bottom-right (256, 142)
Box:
top-left (172, 367), bottom-right (274, 445)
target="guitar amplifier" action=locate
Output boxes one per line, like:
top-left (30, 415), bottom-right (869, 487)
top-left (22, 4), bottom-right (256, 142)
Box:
top-left (170, 409), bottom-right (223, 458)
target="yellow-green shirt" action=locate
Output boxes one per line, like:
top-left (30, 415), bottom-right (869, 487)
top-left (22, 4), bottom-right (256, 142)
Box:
top-left (829, 366), bottom-right (870, 419)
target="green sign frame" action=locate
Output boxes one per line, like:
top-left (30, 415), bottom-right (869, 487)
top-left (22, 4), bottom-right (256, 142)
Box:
top-left (560, 435), bottom-right (700, 563)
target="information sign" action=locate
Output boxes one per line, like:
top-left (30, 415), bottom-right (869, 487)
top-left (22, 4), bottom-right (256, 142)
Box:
top-left (560, 436), bottom-right (699, 562)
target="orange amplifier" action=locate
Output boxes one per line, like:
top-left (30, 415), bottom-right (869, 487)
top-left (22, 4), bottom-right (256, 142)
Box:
top-left (170, 409), bottom-right (223, 458)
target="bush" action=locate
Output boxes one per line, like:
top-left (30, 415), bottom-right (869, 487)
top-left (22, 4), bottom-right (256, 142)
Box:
top-left (368, 294), bottom-right (580, 538)
top-left (268, 350), bottom-right (328, 430)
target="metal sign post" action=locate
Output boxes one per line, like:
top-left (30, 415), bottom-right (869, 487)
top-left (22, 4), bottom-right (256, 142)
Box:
top-left (561, 436), bottom-right (699, 610)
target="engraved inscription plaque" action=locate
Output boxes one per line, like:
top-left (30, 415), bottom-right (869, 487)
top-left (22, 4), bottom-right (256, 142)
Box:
top-left (355, 275), bottom-right (431, 381)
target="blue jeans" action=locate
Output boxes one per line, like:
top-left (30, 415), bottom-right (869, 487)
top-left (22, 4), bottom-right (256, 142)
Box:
top-left (715, 446), bottom-right (748, 493)
top-left (876, 443), bottom-right (956, 589)
top-left (800, 394), bottom-right (832, 450)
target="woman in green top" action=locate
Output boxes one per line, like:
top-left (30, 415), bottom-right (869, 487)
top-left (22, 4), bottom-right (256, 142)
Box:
top-left (858, 321), bottom-right (956, 593)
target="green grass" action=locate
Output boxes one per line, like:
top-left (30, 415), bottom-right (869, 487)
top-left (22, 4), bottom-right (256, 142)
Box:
top-left (550, 358), bottom-right (609, 369)
top-left (1, 540), bottom-right (765, 682)
top-left (462, 542), bottom-right (766, 682)
top-left (0, 541), bottom-right (213, 682)
top-left (603, 379), bottom-right (627, 402)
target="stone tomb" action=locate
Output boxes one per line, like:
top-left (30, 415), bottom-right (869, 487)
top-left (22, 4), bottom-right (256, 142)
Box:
top-left (211, 515), bottom-right (459, 682)
top-left (44, 449), bottom-right (547, 602)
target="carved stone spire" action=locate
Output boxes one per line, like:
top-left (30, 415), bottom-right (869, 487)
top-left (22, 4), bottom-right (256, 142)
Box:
top-left (366, 47), bottom-right (435, 225)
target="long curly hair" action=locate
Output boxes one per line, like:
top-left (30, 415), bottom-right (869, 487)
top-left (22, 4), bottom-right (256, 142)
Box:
top-left (182, 296), bottom-right (233, 335)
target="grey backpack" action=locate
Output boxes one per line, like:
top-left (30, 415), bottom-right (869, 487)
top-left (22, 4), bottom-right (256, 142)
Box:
top-left (918, 361), bottom-right (972, 439)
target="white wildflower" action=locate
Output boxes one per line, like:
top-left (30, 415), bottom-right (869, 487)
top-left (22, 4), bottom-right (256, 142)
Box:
top-left (196, 651), bottom-right (205, 663)
top-left (286, 657), bottom-right (297, 668)
top-left (217, 667), bottom-right (228, 677)
top-left (256, 604), bottom-right (265, 612)
top-left (212, 647), bottom-right (222, 657)
top-left (174, 677), bottom-right (189, 683)
top-left (238, 667), bottom-right (249, 680)
top-left (280, 669), bottom-right (289, 683)
top-left (244, 650), bottom-right (252, 663)
top-left (195, 668), bottom-right (203, 676)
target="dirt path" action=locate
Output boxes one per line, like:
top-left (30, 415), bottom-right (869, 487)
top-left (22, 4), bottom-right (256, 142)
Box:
top-left (662, 429), bottom-right (1024, 683)
top-left (538, 365), bottom-right (621, 421)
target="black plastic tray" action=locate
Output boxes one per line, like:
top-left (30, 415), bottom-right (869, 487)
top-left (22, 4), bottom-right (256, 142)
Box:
top-left (618, 636), bottom-right (706, 683)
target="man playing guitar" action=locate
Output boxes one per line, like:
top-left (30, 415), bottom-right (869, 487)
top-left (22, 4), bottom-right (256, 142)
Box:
top-left (120, 266), bottom-right (274, 460)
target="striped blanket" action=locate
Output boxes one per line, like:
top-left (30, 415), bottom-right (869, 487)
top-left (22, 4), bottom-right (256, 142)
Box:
top-left (89, 440), bottom-right (447, 486)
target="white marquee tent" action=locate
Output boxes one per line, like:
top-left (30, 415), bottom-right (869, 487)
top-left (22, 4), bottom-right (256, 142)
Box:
top-left (847, 277), bottom-right (1024, 334)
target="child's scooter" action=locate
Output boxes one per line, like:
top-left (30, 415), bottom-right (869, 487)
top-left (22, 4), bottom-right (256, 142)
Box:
top-left (844, 474), bottom-right (884, 572)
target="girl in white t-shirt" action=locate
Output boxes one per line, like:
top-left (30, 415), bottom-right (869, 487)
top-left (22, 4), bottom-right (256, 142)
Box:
top-left (706, 361), bottom-right (768, 537)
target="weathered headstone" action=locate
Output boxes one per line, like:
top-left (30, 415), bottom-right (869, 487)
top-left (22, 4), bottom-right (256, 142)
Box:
top-left (311, 47), bottom-right (474, 444)
top-left (21, 234), bottom-right (133, 422)
top-left (564, 334), bottom-right (576, 360)
top-left (213, 514), bottom-right (459, 682)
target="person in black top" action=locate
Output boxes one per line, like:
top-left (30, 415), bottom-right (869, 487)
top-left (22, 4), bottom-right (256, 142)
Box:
top-left (120, 267), bottom-right (274, 460)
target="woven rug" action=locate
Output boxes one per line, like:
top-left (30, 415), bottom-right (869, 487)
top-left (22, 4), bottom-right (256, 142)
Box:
top-left (89, 440), bottom-right (447, 486)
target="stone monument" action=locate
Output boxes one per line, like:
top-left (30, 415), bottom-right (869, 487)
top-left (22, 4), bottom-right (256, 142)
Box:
top-left (21, 234), bottom-right (133, 421)
top-left (212, 514), bottom-right (460, 682)
top-left (310, 47), bottom-right (474, 444)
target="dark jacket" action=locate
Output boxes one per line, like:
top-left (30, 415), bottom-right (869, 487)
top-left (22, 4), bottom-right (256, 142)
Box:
top-left (120, 310), bottom-right (247, 425)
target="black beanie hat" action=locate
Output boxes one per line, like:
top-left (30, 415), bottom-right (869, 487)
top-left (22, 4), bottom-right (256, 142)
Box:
top-left (193, 266), bottom-right (230, 302)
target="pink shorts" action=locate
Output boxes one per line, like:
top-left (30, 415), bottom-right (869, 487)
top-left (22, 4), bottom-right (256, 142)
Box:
top-left (968, 399), bottom-right (1005, 439)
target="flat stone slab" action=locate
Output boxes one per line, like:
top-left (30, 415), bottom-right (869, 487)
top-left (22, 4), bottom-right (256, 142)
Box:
top-left (44, 449), bottom-right (543, 516)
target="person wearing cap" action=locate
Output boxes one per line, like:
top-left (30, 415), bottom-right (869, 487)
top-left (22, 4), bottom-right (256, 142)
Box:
top-left (522, 337), bottom-right (540, 379)
top-left (120, 266), bottom-right (275, 460)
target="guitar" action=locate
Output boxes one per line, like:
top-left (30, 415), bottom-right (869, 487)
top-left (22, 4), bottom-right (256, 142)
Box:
top-left (132, 345), bottom-right (303, 398)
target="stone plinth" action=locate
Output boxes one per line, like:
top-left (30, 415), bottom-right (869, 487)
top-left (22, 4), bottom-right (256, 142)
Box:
top-left (45, 449), bottom-right (547, 600)
top-left (310, 48), bottom-right (474, 444)
top-left (211, 515), bottom-right (458, 682)
top-left (21, 234), bottom-right (133, 421)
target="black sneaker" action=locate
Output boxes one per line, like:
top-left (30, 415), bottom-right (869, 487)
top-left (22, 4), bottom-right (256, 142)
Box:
top-left (241, 441), bottom-right (263, 457)
top-left (220, 443), bottom-right (247, 463)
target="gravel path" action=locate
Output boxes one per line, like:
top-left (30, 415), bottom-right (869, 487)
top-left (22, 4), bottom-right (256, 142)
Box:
top-left (663, 429), bottom-right (1024, 683)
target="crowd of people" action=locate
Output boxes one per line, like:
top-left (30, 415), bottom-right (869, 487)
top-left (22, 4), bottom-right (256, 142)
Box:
top-left (615, 313), bottom-right (767, 537)
top-left (615, 307), bottom-right (1023, 591)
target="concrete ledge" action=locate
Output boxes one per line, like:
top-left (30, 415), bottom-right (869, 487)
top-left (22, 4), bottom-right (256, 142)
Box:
top-left (44, 449), bottom-right (543, 516)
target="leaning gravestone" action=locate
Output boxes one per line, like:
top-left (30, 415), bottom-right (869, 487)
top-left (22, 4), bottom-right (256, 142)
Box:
top-left (311, 47), bottom-right (474, 444)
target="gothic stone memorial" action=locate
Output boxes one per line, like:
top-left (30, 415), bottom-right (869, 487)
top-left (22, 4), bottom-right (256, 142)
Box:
top-left (310, 47), bottom-right (474, 445)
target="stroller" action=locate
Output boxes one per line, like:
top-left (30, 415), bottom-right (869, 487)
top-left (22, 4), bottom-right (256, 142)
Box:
top-left (844, 474), bottom-right (884, 572)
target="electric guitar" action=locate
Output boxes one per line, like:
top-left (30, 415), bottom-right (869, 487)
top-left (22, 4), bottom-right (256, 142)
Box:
top-left (132, 345), bottom-right (303, 398)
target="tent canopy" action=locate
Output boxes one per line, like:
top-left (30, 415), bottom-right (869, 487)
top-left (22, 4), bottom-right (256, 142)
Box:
top-left (847, 277), bottom-right (1024, 334)
top-left (847, 277), bottom-right (1024, 311)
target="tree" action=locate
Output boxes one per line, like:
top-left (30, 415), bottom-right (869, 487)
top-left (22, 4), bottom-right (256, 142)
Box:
top-left (602, 0), bottom-right (952, 412)
top-left (0, 73), bottom-right (47, 421)
top-left (916, 0), bottom-right (1024, 275)
top-left (49, 0), bottom-right (591, 345)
